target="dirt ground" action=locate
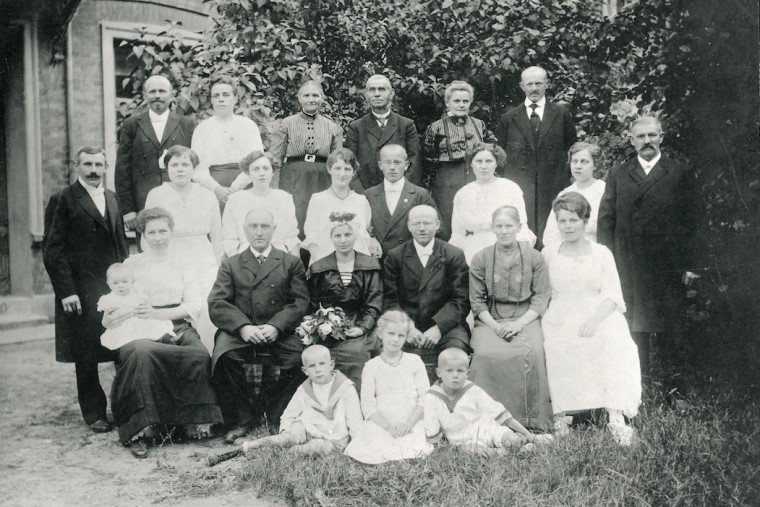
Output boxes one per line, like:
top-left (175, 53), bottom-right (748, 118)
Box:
top-left (0, 339), bottom-right (282, 507)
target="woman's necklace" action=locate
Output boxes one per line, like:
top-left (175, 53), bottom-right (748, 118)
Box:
top-left (489, 242), bottom-right (524, 320)
top-left (380, 353), bottom-right (402, 367)
top-left (330, 186), bottom-right (350, 200)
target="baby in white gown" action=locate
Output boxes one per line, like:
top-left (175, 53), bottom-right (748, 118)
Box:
top-left (97, 263), bottom-right (174, 350)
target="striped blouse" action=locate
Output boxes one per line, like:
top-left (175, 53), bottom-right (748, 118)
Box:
top-left (422, 115), bottom-right (498, 163)
top-left (269, 112), bottom-right (343, 164)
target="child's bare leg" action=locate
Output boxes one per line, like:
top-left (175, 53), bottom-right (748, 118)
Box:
top-left (287, 438), bottom-right (335, 456)
top-left (241, 432), bottom-right (296, 452)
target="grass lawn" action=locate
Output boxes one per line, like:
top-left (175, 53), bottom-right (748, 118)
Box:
top-left (186, 377), bottom-right (759, 506)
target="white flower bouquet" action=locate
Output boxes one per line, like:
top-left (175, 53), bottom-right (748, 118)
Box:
top-left (295, 304), bottom-right (350, 345)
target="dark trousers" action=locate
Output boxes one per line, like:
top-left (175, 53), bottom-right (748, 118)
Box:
top-left (213, 347), bottom-right (305, 429)
top-left (75, 360), bottom-right (108, 425)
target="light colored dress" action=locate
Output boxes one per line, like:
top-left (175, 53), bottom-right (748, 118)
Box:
top-left (449, 178), bottom-right (536, 263)
top-left (191, 115), bottom-right (264, 192)
top-left (541, 242), bottom-right (642, 418)
top-left (541, 179), bottom-right (606, 249)
top-left (343, 353), bottom-right (433, 464)
top-left (222, 188), bottom-right (300, 256)
top-left (144, 182), bottom-right (222, 353)
top-left (97, 291), bottom-right (174, 350)
top-left (303, 189), bottom-right (372, 265)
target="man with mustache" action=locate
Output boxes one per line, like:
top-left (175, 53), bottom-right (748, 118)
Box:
top-left (115, 75), bottom-right (195, 231)
top-left (598, 116), bottom-right (698, 393)
top-left (345, 74), bottom-right (422, 192)
top-left (497, 66), bottom-right (577, 242)
top-left (43, 146), bottom-right (129, 433)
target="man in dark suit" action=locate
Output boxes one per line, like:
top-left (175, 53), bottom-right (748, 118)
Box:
top-left (115, 75), bottom-right (195, 230)
top-left (598, 116), bottom-right (697, 383)
top-left (497, 66), bottom-right (577, 239)
top-left (383, 205), bottom-right (470, 352)
top-left (345, 74), bottom-right (422, 192)
top-left (209, 209), bottom-right (310, 442)
top-left (365, 144), bottom-right (444, 255)
top-left (43, 146), bottom-right (129, 432)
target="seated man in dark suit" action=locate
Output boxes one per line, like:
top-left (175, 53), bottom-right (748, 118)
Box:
top-left (365, 144), bottom-right (445, 255)
top-left (209, 209), bottom-right (310, 442)
top-left (383, 205), bottom-right (470, 353)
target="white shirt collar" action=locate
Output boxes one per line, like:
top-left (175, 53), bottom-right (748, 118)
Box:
top-left (78, 177), bottom-right (104, 195)
top-left (250, 244), bottom-right (273, 258)
top-left (637, 152), bottom-right (662, 171)
top-left (372, 110), bottom-right (391, 120)
top-left (384, 178), bottom-right (405, 193)
top-left (413, 239), bottom-right (435, 257)
top-left (524, 96), bottom-right (546, 109)
top-left (149, 109), bottom-right (170, 123)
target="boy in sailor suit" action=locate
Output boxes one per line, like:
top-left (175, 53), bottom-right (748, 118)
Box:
top-left (424, 349), bottom-right (552, 453)
top-left (237, 345), bottom-right (363, 455)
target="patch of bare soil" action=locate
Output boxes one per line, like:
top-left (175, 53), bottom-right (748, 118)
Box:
top-left (0, 340), bottom-right (282, 506)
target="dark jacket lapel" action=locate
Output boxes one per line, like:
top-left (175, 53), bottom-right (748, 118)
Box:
top-left (73, 181), bottom-right (108, 229)
top-left (137, 112), bottom-right (160, 148)
top-left (366, 114), bottom-right (383, 141)
top-left (419, 239), bottom-right (443, 290)
top-left (241, 248), bottom-right (261, 279)
top-left (634, 157), bottom-right (672, 203)
top-left (160, 112), bottom-right (180, 146)
top-left (536, 102), bottom-right (559, 148)
top-left (386, 180), bottom-right (415, 231)
top-left (378, 112), bottom-right (398, 146)
top-left (104, 190), bottom-right (120, 232)
top-left (252, 247), bottom-right (283, 288)
top-left (512, 105), bottom-right (535, 149)
top-left (403, 242), bottom-right (424, 282)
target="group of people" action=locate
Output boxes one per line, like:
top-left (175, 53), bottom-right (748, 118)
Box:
top-left (42, 64), bottom-right (697, 462)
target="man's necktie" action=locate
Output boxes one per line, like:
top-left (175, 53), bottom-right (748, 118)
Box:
top-left (377, 118), bottom-right (387, 130)
top-left (529, 103), bottom-right (541, 137)
top-left (257, 255), bottom-right (266, 265)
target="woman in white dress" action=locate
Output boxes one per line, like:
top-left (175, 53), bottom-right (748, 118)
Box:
top-left (303, 148), bottom-right (382, 265)
top-left (222, 151), bottom-right (300, 257)
top-left (449, 143), bottom-right (536, 263)
top-left (144, 146), bottom-right (222, 352)
top-left (542, 142), bottom-right (606, 249)
top-left (542, 192), bottom-right (641, 446)
top-left (191, 75), bottom-right (265, 205)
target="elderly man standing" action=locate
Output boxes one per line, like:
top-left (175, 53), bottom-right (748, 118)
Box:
top-left (598, 116), bottom-right (697, 387)
top-left (497, 66), bottom-right (576, 239)
top-left (115, 75), bottom-right (195, 231)
top-left (345, 74), bottom-right (422, 193)
top-left (43, 146), bottom-right (129, 432)
top-left (209, 209), bottom-right (310, 442)
top-left (382, 205), bottom-right (470, 353)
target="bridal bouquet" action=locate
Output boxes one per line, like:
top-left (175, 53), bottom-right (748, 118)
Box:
top-left (296, 304), bottom-right (350, 345)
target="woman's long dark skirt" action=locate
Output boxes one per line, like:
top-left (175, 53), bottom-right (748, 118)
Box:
top-left (111, 323), bottom-right (223, 443)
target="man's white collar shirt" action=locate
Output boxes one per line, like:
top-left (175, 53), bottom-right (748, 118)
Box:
top-left (638, 153), bottom-right (662, 176)
top-left (524, 96), bottom-right (546, 120)
top-left (384, 178), bottom-right (405, 214)
top-left (149, 109), bottom-right (170, 142)
top-left (413, 239), bottom-right (435, 268)
top-left (78, 177), bottom-right (106, 216)
top-left (250, 244), bottom-right (273, 262)
top-left (373, 110), bottom-right (391, 128)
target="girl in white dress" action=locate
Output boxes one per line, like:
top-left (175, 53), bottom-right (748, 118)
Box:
top-left (303, 148), bottom-right (382, 265)
top-left (449, 143), bottom-right (536, 263)
top-left (344, 310), bottom-right (433, 464)
top-left (222, 151), bottom-right (300, 256)
top-left (541, 192), bottom-right (641, 446)
top-left (542, 142), bottom-right (606, 249)
top-left (144, 146), bottom-right (222, 353)
top-left (98, 263), bottom-right (174, 350)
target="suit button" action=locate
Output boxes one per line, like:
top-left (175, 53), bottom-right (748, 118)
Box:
top-left (399, 240), bottom-right (403, 243)
top-left (270, 300), bottom-right (276, 304)
top-left (270, 284), bottom-right (275, 288)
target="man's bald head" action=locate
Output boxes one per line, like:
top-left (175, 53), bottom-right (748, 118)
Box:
top-left (244, 209), bottom-right (276, 252)
top-left (407, 205), bottom-right (440, 246)
top-left (144, 75), bottom-right (173, 114)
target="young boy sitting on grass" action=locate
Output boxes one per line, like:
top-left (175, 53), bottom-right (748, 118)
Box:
top-left (424, 348), bottom-right (553, 454)
top-left (236, 344), bottom-right (363, 456)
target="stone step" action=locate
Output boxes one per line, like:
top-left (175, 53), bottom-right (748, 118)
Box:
top-left (0, 313), bottom-right (51, 330)
top-left (0, 323), bottom-right (55, 346)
